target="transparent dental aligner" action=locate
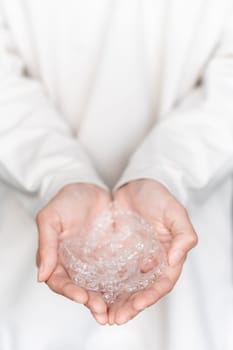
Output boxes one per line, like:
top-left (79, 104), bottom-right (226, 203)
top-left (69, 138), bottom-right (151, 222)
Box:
top-left (59, 204), bottom-right (167, 304)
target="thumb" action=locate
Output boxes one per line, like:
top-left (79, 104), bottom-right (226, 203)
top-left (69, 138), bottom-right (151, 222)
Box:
top-left (167, 206), bottom-right (198, 267)
top-left (37, 211), bottom-right (60, 282)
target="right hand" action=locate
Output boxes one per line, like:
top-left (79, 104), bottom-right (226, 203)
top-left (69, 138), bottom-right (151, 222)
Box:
top-left (36, 183), bottom-right (112, 325)
top-left (108, 179), bottom-right (198, 325)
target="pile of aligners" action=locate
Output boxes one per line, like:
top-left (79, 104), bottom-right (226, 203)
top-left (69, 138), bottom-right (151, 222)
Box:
top-left (59, 204), bottom-right (166, 304)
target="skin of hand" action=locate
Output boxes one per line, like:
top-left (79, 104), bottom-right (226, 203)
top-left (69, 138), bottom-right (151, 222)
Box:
top-left (108, 179), bottom-right (198, 325)
top-left (36, 183), bottom-right (112, 325)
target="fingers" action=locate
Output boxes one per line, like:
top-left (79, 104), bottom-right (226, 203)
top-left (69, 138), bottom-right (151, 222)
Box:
top-left (91, 311), bottom-right (108, 325)
top-left (167, 206), bottom-right (198, 266)
top-left (109, 261), bottom-right (184, 325)
top-left (133, 260), bottom-right (184, 311)
top-left (108, 293), bottom-right (131, 325)
top-left (88, 299), bottom-right (108, 325)
top-left (85, 291), bottom-right (108, 315)
top-left (46, 264), bottom-right (88, 304)
top-left (85, 292), bottom-right (109, 325)
top-left (46, 264), bottom-right (109, 322)
top-left (37, 210), bottom-right (60, 282)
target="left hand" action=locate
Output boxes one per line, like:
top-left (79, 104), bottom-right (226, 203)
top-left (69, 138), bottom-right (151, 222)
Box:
top-left (108, 179), bottom-right (198, 325)
top-left (36, 183), bottom-right (112, 325)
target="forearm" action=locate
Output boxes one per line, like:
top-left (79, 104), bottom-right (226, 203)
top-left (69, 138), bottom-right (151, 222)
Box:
top-left (116, 12), bottom-right (233, 206)
top-left (0, 11), bottom-right (107, 207)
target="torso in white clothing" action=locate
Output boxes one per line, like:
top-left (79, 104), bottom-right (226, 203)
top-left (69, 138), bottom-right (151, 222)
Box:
top-left (0, 0), bottom-right (230, 187)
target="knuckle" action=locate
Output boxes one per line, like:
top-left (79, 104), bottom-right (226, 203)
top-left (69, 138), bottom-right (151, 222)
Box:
top-left (63, 283), bottom-right (72, 297)
top-left (36, 209), bottom-right (48, 224)
top-left (189, 233), bottom-right (198, 247)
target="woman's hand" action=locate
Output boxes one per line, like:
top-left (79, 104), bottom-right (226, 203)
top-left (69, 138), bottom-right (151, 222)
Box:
top-left (108, 179), bottom-right (198, 325)
top-left (36, 183), bottom-right (112, 325)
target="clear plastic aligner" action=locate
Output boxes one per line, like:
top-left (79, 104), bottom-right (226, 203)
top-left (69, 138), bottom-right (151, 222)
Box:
top-left (59, 203), bottom-right (167, 304)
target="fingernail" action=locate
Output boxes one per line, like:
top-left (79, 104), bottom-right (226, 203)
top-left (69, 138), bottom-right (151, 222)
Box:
top-left (169, 249), bottom-right (184, 266)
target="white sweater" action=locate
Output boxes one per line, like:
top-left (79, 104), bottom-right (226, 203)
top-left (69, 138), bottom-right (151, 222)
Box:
top-left (0, 0), bottom-right (233, 207)
top-left (0, 2), bottom-right (233, 350)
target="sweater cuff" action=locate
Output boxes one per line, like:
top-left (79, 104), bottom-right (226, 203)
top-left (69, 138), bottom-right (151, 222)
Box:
top-left (35, 166), bottom-right (108, 213)
top-left (114, 158), bottom-right (188, 206)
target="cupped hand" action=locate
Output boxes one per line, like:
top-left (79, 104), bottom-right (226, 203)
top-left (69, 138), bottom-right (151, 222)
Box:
top-left (108, 179), bottom-right (198, 325)
top-left (36, 183), bottom-right (112, 325)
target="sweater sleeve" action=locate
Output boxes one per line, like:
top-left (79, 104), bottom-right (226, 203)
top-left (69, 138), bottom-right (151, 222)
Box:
top-left (115, 11), bottom-right (233, 206)
top-left (0, 10), bottom-right (107, 208)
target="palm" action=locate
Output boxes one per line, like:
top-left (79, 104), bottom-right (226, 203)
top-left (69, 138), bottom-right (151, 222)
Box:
top-left (107, 179), bottom-right (198, 325)
top-left (36, 183), bottom-right (112, 324)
